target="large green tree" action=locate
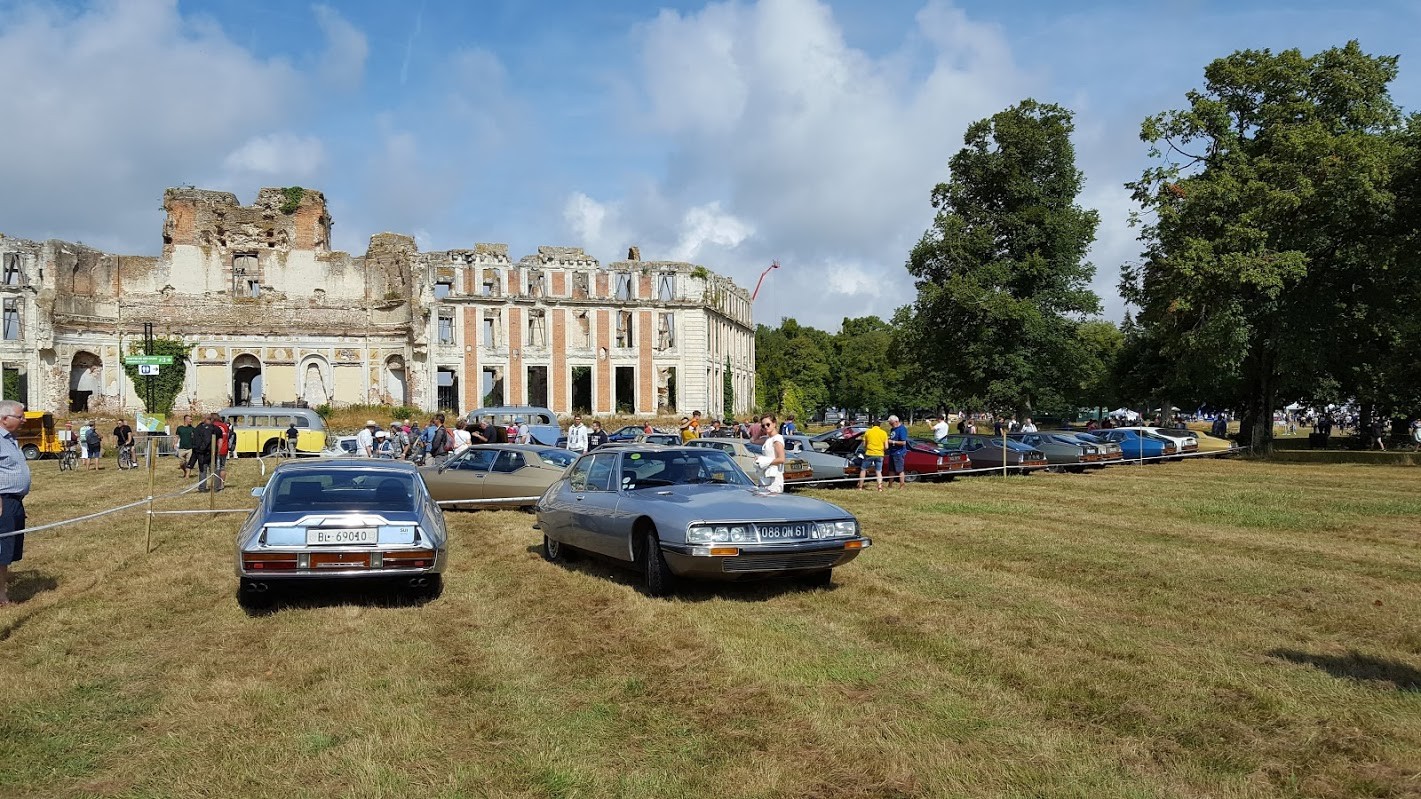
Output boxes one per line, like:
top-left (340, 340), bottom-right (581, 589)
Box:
top-left (830, 316), bottom-right (899, 416)
top-left (905, 99), bottom-right (1101, 418)
top-left (1125, 41), bottom-right (1410, 451)
top-left (754, 319), bottom-right (832, 415)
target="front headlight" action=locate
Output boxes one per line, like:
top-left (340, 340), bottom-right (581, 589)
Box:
top-left (689, 524), bottom-right (757, 544)
top-left (814, 520), bottom-right (857, 539)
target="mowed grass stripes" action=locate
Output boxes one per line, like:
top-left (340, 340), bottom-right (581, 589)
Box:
top-left (0, 456), bottom-right (1417, 798)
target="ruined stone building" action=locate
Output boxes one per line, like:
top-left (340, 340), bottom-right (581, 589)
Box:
top-left (0, 187), bottom-right (756, 418)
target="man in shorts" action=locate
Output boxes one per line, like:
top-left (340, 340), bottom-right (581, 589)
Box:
top-left (884, 415), bottom-right (909, 489)
top-left (857, 420), bottom-right (889, 491)
top-left (175, 414), bottom-right (195, 478)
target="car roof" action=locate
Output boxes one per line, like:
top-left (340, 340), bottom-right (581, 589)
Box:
top-left (272, 458), bottom-right (421, 475)
top-left (466, 405), bottom-right (556, 416)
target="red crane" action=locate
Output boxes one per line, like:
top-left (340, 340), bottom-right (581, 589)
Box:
top-left (751, 260), bottom-right (779, 301)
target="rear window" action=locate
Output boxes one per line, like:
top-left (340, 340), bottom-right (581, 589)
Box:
top-left (537, 449), bottom-right (576, 468)
top-left (269, 471), bottom-right (417, 513)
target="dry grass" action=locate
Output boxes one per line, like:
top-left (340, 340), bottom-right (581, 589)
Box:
top-left (2, 452), bottom-right (1419, 798)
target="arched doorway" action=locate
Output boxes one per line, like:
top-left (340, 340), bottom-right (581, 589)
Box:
top-left (232, 354), bottom-right (263, 406)
top-left (300, 356), bottom-right (330, 406)
top-left (69, 351), bottom-right (102, 412)
top-left (384, 355), bottom-right (407, 405)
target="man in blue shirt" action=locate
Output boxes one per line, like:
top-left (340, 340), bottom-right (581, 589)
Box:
top-left (885, 414), bottom-right (910, 489)
top-left (0, 400), bottom-right (32, 606)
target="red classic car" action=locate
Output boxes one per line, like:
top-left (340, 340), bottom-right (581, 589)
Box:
top-left (843, 439), bottom-right (971, 481)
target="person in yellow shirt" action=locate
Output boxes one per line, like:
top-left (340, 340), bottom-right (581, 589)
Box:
top-left (678, 416), bottom-right (698, 443)
top-left (857, 421), bottom-right (889, 491)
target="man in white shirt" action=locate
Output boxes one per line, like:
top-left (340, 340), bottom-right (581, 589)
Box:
top-left (355, 420), bottom-right (377, 458)
top-left (930, 415), bottom-right (952, 444)
top-left (1021, 417), bottom-right (1038, 433)
top-left (565, 415), bottom-right (589, 454)
top-left (515, 418), bottom-right (531, 444)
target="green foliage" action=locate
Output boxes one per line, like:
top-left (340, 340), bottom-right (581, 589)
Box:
top-left (1125, 41), bottom-right (1416, 450)
top-left (722, 357), bottom-right (734, 418)
top-left (390, 405), bottom-right (417, 421)
top-left (279, 186), bottom-right (305, 215)
top-left (1, 367), bottom-right (21, 402)
top-left (690, 265), bottom-right (711, 281)
top-left (905, 99), bottom-right (1102, 418)
top-left (121, 338), bottom-right (189, 417)
top-left (779, 381), bottom-right (808, 423)
top-left (314, 404), bottom-right (333, 420)
top-left (755, 320), bottom-right (832, 415)
top-left (832, 316), bottom-right (899, 416)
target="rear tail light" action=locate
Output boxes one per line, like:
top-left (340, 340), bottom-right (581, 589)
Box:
top-left (383, 550), bottom-right (436, 569)
top-left (243, 551), bottom-right (298, 571)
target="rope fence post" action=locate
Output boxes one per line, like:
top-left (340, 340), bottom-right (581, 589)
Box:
top-left (1002, 427), bottom-right (1008, 478)
top-left (209, 445), bottom-right (218, 517)
top-left (144, 437), bottom-right (156, 553)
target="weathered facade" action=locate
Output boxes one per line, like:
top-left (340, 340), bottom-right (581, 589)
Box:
top-left (0, 188), bottom-right (755, 418)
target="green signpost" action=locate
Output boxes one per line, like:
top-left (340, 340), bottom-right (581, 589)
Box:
top-left (123, 355), bottom-right (174, 366)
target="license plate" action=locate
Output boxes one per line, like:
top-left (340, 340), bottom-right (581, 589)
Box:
top-left (758, 523), bottom-right (812, 540)
top-left (306, 528), bottom-right (378, 545)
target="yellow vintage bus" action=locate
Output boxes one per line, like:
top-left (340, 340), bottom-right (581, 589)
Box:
top-left (17, 411), bottom-right (63, 460)
top-left (218, 406), bottom-right (327, 457)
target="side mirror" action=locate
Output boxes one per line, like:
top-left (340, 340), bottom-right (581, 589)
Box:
top-left (250, 486), bottom-right (265, 499)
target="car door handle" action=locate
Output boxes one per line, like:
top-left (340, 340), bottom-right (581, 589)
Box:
top-left (575, 495), bottom-right (585, 501)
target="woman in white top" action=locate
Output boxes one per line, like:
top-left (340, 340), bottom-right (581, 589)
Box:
top-left (451, 420), bottom-right (473, 455)
top-left (754, 413), bottom-right (787, 494)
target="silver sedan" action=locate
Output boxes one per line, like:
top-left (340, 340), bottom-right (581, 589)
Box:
top-left (535, 446), bottom-right (871, 595)
top-left (235, 459), bottom-right (448, 608)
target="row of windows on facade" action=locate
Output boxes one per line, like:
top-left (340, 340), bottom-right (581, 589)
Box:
top-left (436, 309), bottom-right (680, 351)
top-left (430, 270), bottom-right (680, 303)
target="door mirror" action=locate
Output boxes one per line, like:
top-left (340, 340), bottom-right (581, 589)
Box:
top-left (250, 486), bottom-right (265, 498)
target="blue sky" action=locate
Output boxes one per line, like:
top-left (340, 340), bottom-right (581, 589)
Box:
top-left (1, 0), bottom-right (1416, 329)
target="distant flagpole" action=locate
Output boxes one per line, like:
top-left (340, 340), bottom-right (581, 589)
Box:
top-left (751, 260), bottom-right (780, 301)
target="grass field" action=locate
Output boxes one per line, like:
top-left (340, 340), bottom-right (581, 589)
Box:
top-left (1, 454), bottom-right (1418, 798)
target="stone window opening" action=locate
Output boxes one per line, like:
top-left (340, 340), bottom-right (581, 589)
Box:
top-left (246, 279), bottom-right (261, 299)
top-left (2, 298), bottom-right (21, 340)
top-left (481, 367), bottom-right (504, 406)
top-left (615, 273), bottom-right (633, 301)
top-left (434, 280), bottom-right (452, 300)
top-left (657, 272), bottom-right (674, 301)
top-left (575, 312), bottom-right (591, 348)
top-left (615, 311), bottom-right (634, 348)
top-left (231, 252), bottom-right (258, 295)
top-left (527, 309), bottom-right (547, 348)
top-left (483, 310), bottom-right (501, 348)
top-left (481, 268), bottom-right (501, 297)
top-left (528, 269), bottom-right (546, 298)
top-left (2, 254), bottom-right (23, 287)
top-left (572, 272), bottom-right (589, 299)
top-left (656, 313), bottom-right (675, 351)
top-left (438, 311), bottom-right (455, 345)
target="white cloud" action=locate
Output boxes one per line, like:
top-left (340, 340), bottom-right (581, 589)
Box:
top-left (670, 203), bottom-right (753, 261)
top-left (605, 0), bottom-right (1034, 328)
top-left (314, 4), bottom-right (369, 90)
top-left (222, 133), bottom-right (326, 178)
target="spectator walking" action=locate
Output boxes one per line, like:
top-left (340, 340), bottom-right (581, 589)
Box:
top-left (515, 417), bottom-right (531, 444)
top-left (427, 415), bottom-right (451, 460)
top-left (82, 421), bottom-right (102, 470)
top-left (1371, 417), bottom-right (1387, 451)
top-left (857, 420), bottom-right (889, 491)
top-left (588, 420), bottom-right (608, 449)
top-left (566, 415), bottom-right (589, 455)
top-left (213, 415), bottom-right (233, 490)
top-left (884, 415), bottom-right (909, 489)
top-left (191, 414), bottom-right (215, 490)
top-left (451, 420), bottom-right (473, 454)
top-left (175, 415), bottom-right (195, 477)
top-left (781, 415), bottom-right (798, 436)
top-left (285, 420), bottom-right (300, 456)
top-left (356, 420), bottom-right (378, 458)
top-left (1021, 417), bottom-right (1037, 433)
top-left (373, 430), bottom-right (396, 458)
top-left (755, 413), bottom-right (787, 494)
top-left (0, 400), bottom-right (32, 606)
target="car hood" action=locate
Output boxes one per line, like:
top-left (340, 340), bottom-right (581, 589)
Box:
top-left (621, 484), bottom-right (851, 521)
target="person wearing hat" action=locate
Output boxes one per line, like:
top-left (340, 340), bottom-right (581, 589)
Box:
top-left (356, 420), bottom-right (378, 458)
top-left (373, 429), bottom-right (396, 458)
top-left (514, 417), bottom-right (530, 444)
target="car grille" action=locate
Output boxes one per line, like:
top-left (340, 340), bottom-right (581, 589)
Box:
top-left (722, 551), bottom-right (843, 573)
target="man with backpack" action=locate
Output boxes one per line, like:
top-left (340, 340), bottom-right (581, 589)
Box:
top-left (82, 421), bottom-right (102, 471)
top-left (190, 415), bottom-right (215, 490)
top-left (427, 415), bottom-right (451, 461)
top-left (212, 415), bottom-right (233, 490)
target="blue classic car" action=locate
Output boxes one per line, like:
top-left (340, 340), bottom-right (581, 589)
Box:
top-left (1089, 428), bottom-right (1179, 460)
top-left (535, 446), bottom-right (871, 595)
top-left (235, 459), bottom-right (448, 608)
top-left (463, 406), bottom-right (561, 446)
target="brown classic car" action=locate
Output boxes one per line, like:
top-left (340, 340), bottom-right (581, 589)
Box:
top-left (418, 444), bottom-right (577, 509)
top-left (683, 438), bottom-right (814, 483)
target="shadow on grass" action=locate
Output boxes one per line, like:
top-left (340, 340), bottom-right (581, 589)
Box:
top-left (1270, 648), bottom-right (1421, 691)
top-left (526, 545), bottom-right (840, 602)
top-left (7, 569), bottom-right (59, 603)
top-left (240, 579), bottom-right (441, 617)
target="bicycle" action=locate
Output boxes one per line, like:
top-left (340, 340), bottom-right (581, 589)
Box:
top-left (117, 444), bottom-right (138, 470)
top-left (59, 446), bottom-right (78, 472)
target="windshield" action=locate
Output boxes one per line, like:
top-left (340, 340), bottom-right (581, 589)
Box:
top-left (619, 450), bottom-right (752, 489)
top-left (268, 470), bottom-right (418, 513)
top-left (537, 449), bottom-right (576, 468)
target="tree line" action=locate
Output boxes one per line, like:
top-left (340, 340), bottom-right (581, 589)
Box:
top-left (753, 41), bottom-right (1421, 453)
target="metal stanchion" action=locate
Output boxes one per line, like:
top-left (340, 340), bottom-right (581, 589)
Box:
top-left (209, 445), bottom-right (218, 516)
top-left (1002, 427), bottom-right (1008, 478)
top-left (144, 438), bottom-right (156, 553)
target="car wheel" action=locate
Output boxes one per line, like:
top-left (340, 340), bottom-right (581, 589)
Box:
top-left (799, 569), bottom-right (833, 588)
top-left (21, 444), bottom-right (39, 461)
top-left (262, 439), bottom-right (280, 457)
top-left (641, 529), bottom-right (676, 597)
top-left (543, 534), bottom-right (565, 563)
top-left (904, 470), bottom-right (922, 483)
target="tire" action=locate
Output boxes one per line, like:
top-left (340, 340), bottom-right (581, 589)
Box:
top-left (21, 444), bottom-right (39, 460)
top-left (542, 534), bottom-right (565, 563)
top-left (904, 470), bottom-right (922, 483)
top-left (641, 529), bottom-right (676, 597)
top-left (262, 439), bottom-right (280, 457)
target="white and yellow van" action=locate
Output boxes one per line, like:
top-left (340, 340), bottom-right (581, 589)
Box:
top-left (218, 406), bottom-right (327, 457)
